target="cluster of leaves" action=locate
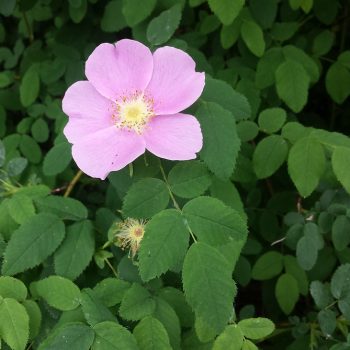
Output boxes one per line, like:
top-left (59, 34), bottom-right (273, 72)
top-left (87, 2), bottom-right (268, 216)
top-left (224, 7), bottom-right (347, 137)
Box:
top-left (0, 0), bottom-right (350, 349)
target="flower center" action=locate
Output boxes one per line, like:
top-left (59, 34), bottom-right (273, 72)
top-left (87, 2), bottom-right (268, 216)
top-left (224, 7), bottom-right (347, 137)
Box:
top-left (113, 92), bottom-right (154, 134)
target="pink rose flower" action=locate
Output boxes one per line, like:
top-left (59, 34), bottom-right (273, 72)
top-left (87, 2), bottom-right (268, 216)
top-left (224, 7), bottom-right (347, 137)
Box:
top-left (62, 39), bottom-right (205, 179)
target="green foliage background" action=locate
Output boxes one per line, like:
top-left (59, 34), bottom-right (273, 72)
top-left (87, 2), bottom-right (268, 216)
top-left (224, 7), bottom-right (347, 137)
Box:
top-left (0, 0), bottom-right (350, 349)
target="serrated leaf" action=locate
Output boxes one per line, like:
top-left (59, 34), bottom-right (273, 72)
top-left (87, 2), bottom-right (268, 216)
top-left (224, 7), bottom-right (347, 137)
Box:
top-left (54, 220), bottom-right (95, 280)
top-left (38, 322), bottom-right (94, 350)
top-left (197, 102), bottom-right (240, 179)
top-left (19, 135), bottom-right (42, 164)
top-left (92, 321), bottom-right (138, 350)
top-left (251, 251), bottom-right (283, 280)
top-left (2, 213), bottom-right (65, 276)
top-left (182, 242), bottom-right (237, 333)
top-left (122, 0), bottom-right (156, 27)
top-left (253, 135), bottom-right (288, 179)
top-left (275, 273), bottom-right (299, 314)
top-left (93, 278), bottom-right (131, 307)
top-left (0, 298), bottom-right (29, 350)
top-left (0, 276), bottom-right (27, 301)
top-left (32, 276), bottom-right (81, 311)
top-left (201, 77), bottom-right (251, 121)
top-left (119, 283), bottom-right (156, 321)
top-left (208, 0), bottom-right (244, 25)
top-left (152, 297), bottom-right (181, 350)
top-left (43, 142), bottom-right (72, 176)
top-left (139, 210), bottom-right (189, 281)
top-left (122, 178), bottom-right (169, 218)
top-left (213, 324), bottom-right (244, 350)
top-left (147, 4), bottom-right (182, 45)
top-left (22, 300), bottom-right (41, 340)
top-left (183, 196), bottom-right (247, 247)
top-left (133, 316), bottom-right (172, 350)
top-left (20, 65), bottom-right (40, 107)
top-left (310, 281), bottom-right (333, 309)
top-left (80, 288), bottom-right (117, 326)
top-left (35, 196), bottom-right (88, 221)
top-left (7, 194), bottom-right (35, 224)
top-left (331, 264), bottom-right (350, 299)
top-left (258, 108), bottom-right (287, 134)
top-left (275, 60), bottom-right (310, 112)
top-left (168, 161), bottom-right (211, 198)
top-left (238, 318), bottom-right (275, 340)
top-left (288, 136), bottom-right (325, 197)
top-left (332, 146), bottom-right (350, 194)
top-left (241, 20), bottom-right (265, 57)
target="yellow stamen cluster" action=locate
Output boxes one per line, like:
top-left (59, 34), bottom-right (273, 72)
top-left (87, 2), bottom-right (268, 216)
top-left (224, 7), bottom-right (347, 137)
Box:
top-left (112, 91), bottom-right (155, 134)
top-left (115, 218), bottom-right (146, 257)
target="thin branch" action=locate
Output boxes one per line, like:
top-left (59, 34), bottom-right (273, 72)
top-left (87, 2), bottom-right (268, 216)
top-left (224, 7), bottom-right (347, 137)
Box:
top-left (64, 170), bottom-right (83, 197)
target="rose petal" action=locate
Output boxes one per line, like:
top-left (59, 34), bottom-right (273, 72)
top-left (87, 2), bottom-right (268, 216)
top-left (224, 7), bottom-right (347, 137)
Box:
top-left (144, 113), bottom-right (203, 160)
top-left (72, 127), bottom-right (146, 179)
top-left (145, 47), bottom-right (205, 115)
top-left (85, 39), bottom-right (153, 100)
top-left (62, 81), bottom-right (112, 120)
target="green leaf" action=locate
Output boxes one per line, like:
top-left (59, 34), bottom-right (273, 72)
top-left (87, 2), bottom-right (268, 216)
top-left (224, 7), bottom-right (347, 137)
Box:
top-left (119, 283), bottom-right (156, 321)
top-left (258, 108), bottom-right (287, 134)
top-left (32, 276), bottom-right (81, 311)
top-left (283, 255), bottom-right (309, 295)
top-left (208, 0), bottom-right (244, 25)
top-left (332, 215), bottom-right (350, 251)
top-left (275, 273), bottom-right (299, 314)
top-left (19, 135), bottom-right (42, 164)
top-left (93, 278), bottom-right (131, 307)
top-left (168, 161), bottom-right (211, 198)
top-left (20, 65), bottom-right (40, 107)
top-left (326, 62), bottom-right (350, 104)
top-left (256, 48), bottom-right (284, 89)
top-left (38, 322), bottom-right (94, 350)
top-left (253, 135), bottom-right (288, 179)
top-left (139, 210), bottom-right (189, 281)
top-left (122, 0), bottom-right (156, 26)
top-left (332, 146), bottom-right (350, 194)
top-left (275, 60), bottom-right (310, 113)
top-left (238, 318), bottom-right (275, 340)
top-left (318, 309), bottom-right (336, 335)
top-left (43, 142), bottom-right (72, 176)
top-left (0, 276), bottom-right (27, 301)
top-left (147, 4), bottom-right (182, 45)
top-left (331, 264), bottom-right (350, 299)
top-left (122, 178), bottom-right (169, 219)
top-left (242, 339), bottom-right (258, 350)
top-left (92, 321), bottom-right (138, 350)
top-left (288, 136), bottom-right (326, 197)
top-left (182, 242), bottom-right (237, 333)
top-left (7, 194), bottom-right (35, 224)
top-left (0, 298), bottom-right (29, 350)
top-left (2, 213), bottom-right (65, 276)
top-left (35, 196), bottom-right (88, 221)
top-left (213, 325), bottom-right (244, 350)
top-left (0, 139), bottom-right (5, 166)
top-left (220, 19), bottom-right (241, 49)
top-left (133, 316), bottom-right (172, 350)
top-left (251, 251), bottom-right (283, 280)
top-left (80, 288), bottom-right (117, 326)
top-left (241, 20), bottom-right (265, 57)
top-left (22, 300), bottom-right (41, 340)
top-left (54, 220), bottom-right (95, 280)
top-left (183, 196), bottom-right (247, 247)
top-left (296, 234), bottom-right (319, 271)
top-left (237, 121), bottom-right (259, 142)
top-left (201, 77), bottom-right (251, 121)
top-left (101, 0), bottom-right (127, 32)
top-left (312, 30), bottom-right (335, 56)
top-left (31, 118), bottom-right (49, 143)
top-left (196, 102), bottom-right (241, 179)
top-left (152, 297), bottom-right (181, 350)
top-left (310, 281), bottom-right (333, 309)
